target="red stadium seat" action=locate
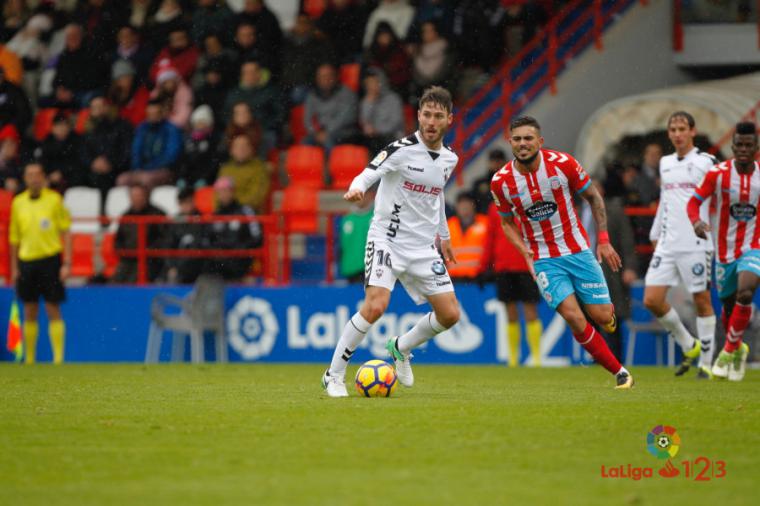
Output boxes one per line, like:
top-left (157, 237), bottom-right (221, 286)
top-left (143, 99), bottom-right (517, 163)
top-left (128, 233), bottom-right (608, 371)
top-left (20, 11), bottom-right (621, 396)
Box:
top-left (33, 108), bottom-right (58, 141)
top-left (0, 188), bottom-right (12, 222)
top-left (70, 233), bottom-right (95, 278)
top-left (303, 0), bottom-right (326, 19)
top-left (0, 190), bottom-right (10, 278)
top-left (194, 186), bottom-right (216, 215)
top-left (339, 63), bottom-right (361, 93)
top-left (403, 104), bottom-right (416, 134)
top-left (74, 108), bottom-right (90, 134)
top-left (285, 145), bottom-right (325, 189)
top-left (281, 185), bottom-right (319, 234)
top-left (328, 144), bottom-right (369, 189)
top-left (100, 232), bottom-right (118, 278)
top-left (289, 104), bottom-right (308, 145)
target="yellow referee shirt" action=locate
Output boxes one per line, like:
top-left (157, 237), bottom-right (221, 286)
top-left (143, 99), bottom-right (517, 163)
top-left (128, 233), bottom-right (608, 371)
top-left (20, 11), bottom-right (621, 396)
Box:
top-left (9, 188), bottom-right (71, 262)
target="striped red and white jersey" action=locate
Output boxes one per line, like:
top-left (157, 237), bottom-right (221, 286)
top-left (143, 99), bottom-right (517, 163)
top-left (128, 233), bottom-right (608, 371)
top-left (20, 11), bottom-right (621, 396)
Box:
top-left (490, 149), bottom-right (591, 260)
top-left (693, 160), bottom-right (760, 264)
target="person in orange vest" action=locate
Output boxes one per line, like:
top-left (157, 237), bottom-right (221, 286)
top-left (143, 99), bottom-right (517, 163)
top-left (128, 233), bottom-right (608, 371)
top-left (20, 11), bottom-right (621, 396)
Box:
top-left (447, 192), bottom-right (488, 279)
top-left (478, 201), bottom-right (544, 366)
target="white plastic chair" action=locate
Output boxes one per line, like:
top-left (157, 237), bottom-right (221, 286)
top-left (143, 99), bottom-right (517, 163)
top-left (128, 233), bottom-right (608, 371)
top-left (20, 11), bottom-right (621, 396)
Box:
top-left (150, 185), bottom-right (179, 216)
top-left (104, 186), bottom-right (130, 232)
top-left (63, 186), bottom-right (101, 233)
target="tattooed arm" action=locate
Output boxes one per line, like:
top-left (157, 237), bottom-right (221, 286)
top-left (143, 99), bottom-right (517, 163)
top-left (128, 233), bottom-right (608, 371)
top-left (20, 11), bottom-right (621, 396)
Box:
top-left (580, 183), bottom-right (622, 272)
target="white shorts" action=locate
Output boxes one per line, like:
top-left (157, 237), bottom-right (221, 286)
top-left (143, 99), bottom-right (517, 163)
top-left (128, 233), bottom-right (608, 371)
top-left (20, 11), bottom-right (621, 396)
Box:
top-left (644, 249), bottom-right (712, 293)
top-left (364, 240), bottom-right (455, 305)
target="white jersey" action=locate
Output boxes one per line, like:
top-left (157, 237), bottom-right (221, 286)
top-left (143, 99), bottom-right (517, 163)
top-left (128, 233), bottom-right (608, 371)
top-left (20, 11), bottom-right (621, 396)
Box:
top-left (650, 147), bottom-right (715, 252)
top-left (349, 131), bottom-right (458, 251)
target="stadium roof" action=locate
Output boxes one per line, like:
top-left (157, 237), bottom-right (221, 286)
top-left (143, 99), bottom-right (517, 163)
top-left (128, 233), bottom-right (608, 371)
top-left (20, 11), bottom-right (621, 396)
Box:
top-left (575, 71), bottom-right (760, 174)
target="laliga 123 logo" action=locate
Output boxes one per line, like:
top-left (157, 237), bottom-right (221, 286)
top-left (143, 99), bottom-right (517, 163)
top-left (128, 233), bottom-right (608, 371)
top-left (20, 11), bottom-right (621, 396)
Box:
top-left (600, 425), bottom-right (727, 481)
top-left (227, 296), bottom-right (279, 360)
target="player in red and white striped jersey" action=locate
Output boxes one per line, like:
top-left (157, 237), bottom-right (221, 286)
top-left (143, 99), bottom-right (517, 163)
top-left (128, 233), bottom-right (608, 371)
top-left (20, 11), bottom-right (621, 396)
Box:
top-left (686, 122), bottom-right (759, 381)
top-left (491, 116), bottom-right (633, 389)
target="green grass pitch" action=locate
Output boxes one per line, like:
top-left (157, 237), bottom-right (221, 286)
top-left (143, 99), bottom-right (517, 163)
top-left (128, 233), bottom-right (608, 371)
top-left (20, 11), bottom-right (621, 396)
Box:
top-left (0, 365), bottom-right (757, 505)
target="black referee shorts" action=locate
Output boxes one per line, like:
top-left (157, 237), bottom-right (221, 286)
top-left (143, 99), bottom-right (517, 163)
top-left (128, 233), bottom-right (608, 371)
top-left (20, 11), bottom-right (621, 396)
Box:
top-left (16, 254), bottom-right (66, 304)
top-left (496, 272), bottom-right (540, 304)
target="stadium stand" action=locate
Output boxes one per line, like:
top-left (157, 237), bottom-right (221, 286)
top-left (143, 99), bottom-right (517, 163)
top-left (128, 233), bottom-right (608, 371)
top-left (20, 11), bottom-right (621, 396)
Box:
top-left (64, 186), bottom-right (101, 234)
top-left (285, 145), bottom-right (325, 189)
top-left (328, 144), bottom-right (368, 189)
top-left (150, 185), bottom-right (180, 217)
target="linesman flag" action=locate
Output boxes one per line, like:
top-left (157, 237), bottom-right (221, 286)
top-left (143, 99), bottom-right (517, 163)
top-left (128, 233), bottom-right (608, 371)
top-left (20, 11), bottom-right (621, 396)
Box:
top-left (6, 299), bottom-right (23, 362)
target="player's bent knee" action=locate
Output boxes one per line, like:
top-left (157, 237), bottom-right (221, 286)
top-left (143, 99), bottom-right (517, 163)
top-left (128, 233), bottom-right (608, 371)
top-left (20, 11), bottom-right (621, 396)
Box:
top-left (437, 306), bottom-right (460, 329)
top-left (590, 306), bottom-right (613, 326)
top-left (361, 300), bottom-right (389, 323)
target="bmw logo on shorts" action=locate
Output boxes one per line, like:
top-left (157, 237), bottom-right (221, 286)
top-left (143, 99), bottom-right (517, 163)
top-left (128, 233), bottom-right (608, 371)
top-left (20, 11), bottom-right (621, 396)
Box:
top-left (692, 263), bottom-right (705, 276)
top-left (431, 260), bottom-right (447, 275)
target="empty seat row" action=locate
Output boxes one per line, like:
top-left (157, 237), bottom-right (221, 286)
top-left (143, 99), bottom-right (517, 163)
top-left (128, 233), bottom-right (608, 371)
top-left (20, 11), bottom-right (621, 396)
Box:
top-left (286, 144), bottom-right (370, 190)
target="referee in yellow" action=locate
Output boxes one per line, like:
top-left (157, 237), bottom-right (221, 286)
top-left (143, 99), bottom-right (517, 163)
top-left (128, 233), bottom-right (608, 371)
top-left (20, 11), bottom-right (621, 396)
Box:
top-left (9, 162), bottom-right (71, 364)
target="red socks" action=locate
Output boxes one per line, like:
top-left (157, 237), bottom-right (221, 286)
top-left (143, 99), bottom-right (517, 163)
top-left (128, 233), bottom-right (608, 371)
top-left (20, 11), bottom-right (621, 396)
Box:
top-left (725, 303), bottom-right (752, 352)
top-left (574, 322), bottom-right (622, 374)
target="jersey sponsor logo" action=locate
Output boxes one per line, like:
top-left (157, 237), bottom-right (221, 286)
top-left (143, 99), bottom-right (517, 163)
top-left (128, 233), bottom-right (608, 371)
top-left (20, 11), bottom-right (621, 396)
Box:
top-left (431, 260), bottom-right (447, 275)
top-left (390, 137), bottom-right (415, 149)
top-left (525, 200), bottom-right (558, 221)
top-left (369, 150), bottom-right (388, 167)
top-left (729, 202), bottom-right (756, 221)
top-left (386, 204), bottom-right (402, 238)
top-left (402, 181), bottom-right (442, 196)
top-left (407, 165), bottom-right (425, 172)
top-left (663, 183), bottom-right (697, 190)
top-left (581, 282), bottom-right (606, 289)
top-left (548, 176), bottom-right (561, 190)
top-left (692, 263), bottom-right (705, 276)
top-left (545, 151), bottom-right (569, 163)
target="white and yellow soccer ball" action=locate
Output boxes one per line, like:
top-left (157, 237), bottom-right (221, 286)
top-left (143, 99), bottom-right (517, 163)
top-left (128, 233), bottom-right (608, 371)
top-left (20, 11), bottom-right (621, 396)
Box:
top-left (354, 360), bottom-right (398, 397)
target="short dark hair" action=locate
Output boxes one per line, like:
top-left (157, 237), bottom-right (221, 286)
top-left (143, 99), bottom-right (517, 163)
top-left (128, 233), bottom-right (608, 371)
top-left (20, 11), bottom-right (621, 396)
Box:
top-left (668, 111), bottom-right (695, 129)
top-left (509, 116), bottom-right (541, 132)
top-left (419, 86), bottom-right (453, 113)
top-left (735, 121), bottom-right (757, 137)
top-left (24, 161), bottom-right (45, 173)
top-left (488, 149), bottom-right (507, 161)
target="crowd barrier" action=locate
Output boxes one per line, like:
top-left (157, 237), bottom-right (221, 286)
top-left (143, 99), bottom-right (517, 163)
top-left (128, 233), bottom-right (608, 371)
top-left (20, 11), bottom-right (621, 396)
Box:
top-left (0, 284), bottom-right (693, 365)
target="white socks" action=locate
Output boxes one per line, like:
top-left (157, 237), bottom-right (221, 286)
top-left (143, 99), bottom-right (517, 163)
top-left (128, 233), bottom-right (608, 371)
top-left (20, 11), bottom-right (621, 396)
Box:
top-left (329, 312), bottom-right (371, 376)
top-left (696, 315), bottom-right (716, 368)
top-left (397, 312), bottom-right (448, 353)
top-left (658, 308), bottom-right (696, 351)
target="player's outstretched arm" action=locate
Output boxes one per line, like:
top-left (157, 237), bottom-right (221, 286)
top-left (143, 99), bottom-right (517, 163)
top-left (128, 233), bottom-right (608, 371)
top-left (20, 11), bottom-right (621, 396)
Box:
top-left (580, 184), bottom-right (622, 272)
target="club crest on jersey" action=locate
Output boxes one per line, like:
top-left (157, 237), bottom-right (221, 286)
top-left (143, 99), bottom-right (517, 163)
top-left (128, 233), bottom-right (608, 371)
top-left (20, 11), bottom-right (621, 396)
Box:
top-left (730, 203), bottom-right (757, 221)
top-left (431, 260), bottom-right (446, 275)
top-left (548, 176), bottom-right (561, 190)
top-left (525, 201), bottom-right (558, 221)
top-left (692, 263), bottom-right (705, 276)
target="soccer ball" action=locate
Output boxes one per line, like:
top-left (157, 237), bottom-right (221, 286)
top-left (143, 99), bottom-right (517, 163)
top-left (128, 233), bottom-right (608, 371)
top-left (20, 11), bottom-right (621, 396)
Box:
top-left (354, 360), bottom-right (398, 397)
top-left (657, 436), bottom-right (670, 449)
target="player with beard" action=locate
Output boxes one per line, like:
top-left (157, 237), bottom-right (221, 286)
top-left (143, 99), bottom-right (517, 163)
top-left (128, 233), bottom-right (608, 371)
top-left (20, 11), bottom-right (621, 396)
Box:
top-left (490, 116), bottom-right (634, 389)
top-left (322, 86), bottom-right (461, 397)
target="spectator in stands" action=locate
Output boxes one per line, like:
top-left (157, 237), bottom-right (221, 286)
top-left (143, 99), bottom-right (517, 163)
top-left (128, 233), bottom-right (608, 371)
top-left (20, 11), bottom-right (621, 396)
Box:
top-left (317, 0), bottom-right (367, 64)
top-left (223, 59), bottom-right (283, 156)
top-left (0, 40), bottom-right (23, 85)
top-left (363, 21), bottom-right (411, 96)
top-left (164, 187), bottom-right (206, 284)
top-left (49, 24), bottom-right (107, 108)
top-left (6, 13), bottom-right (52, 102)
top-left (446, 192), bottom-right (488, 280)
top-left (409, 0), bottom-right (455, 40)
top-left (112, 183), bottom-right (166, 283)
top-left (80, 95), bottom-right (134, 200)
top-left (108, 59), bottom-right (150, 127)
top-left (231, 21), bottom-right (275, 76)
top-left (236, 0), bottom-right (283, 62)
top-left (580, 179), bottom-right (638, 361)
top-left (126, 0), bottom-right (154, 32)
top-left (363, 0), bottom-right (415, 48)
top-left (470, 148), bottom-right (507, 214)
top-left (193, 57), bottom-right (231, 120)
top-left (177, 105), bottom-right (221, 189)
top-left (304, 62), bottom-right (359, 152)
top-left (114, 24), bottom-right (153, 86)
top-left (359, 67), bottom-right (404, 153)
top-left (411, 21), bottom-right (454, 95)
top-left (121, 98), bottom-right (182, 189)
top-left (191, 0), bottom-right (233, 46)
top-left (636, 142), bottom-right (661, 205)
top-left (223, 101), bottom-right (262, 157)
top-left (36, 112), bottom-right (83, 191)
top-left (150, 62), bottom-right (193, 129)
top-left (496, 1), bottom-right (547, 61)
top-left (192, 33), bottom-right (235, 89)
top-left (0, 123), bottom-right (21, 192)
top-left (281, 13), bottom-right (334, 105)
top-left (217, 134), bottom-right (270, 213)
top-left (146, 0), bottom-right (185, 49)
top-left (1, 0), bottom-right (30, 43)
top-left (75, 0), bottom-right (128, 57)
top-left (0, 66), bottom-right (32, 134)
top-left (203, 175), bottom-right (262, 281)
top-left (452, 0), bottom-right (503, 71)
top-left (339, 188), bottom-right (374, 283)
top-left (149, 25), bottom-right (200, 84)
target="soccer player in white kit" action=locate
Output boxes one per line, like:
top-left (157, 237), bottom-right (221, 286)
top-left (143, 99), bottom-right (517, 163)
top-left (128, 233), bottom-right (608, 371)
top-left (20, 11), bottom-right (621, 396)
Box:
top-left (687, 122), bottom-right (759, 381)
top-left (322, 86), bottom-right (462, 397)
top-left (643, 111), bottom-right (717, 379)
